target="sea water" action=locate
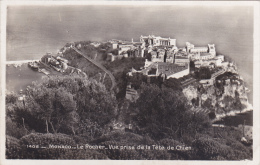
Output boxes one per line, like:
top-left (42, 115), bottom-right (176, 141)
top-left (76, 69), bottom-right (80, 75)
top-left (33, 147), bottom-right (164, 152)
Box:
top-left (6, 63), bottom-right (46, 93)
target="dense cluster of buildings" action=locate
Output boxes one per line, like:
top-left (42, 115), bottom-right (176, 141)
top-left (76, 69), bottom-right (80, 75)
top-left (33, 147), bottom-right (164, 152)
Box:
top-left (40, 53), bottom-right (87, 77)
top-left (107, 39), bottom-right (144, 61)
top-left (107, 35), bottom-right (178, 62)
top-left (41, 53), bottom-right (69, 72)
top-left (63, 35), bottom-right (232, 85)
top-left (111, 35), bottom-right (229, 80)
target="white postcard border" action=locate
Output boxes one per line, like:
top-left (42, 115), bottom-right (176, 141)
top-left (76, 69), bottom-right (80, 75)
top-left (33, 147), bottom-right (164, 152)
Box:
top-left (1, 1), bottom-right (259, 165)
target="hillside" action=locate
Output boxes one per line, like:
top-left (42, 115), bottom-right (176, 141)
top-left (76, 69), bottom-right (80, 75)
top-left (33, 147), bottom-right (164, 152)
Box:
top-left (5, 41), bottom-right (253, 160)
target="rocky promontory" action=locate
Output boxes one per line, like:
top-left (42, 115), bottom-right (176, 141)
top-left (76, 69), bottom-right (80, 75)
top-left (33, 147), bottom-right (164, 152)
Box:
top-left (183, 65), bottom-right (252, 120)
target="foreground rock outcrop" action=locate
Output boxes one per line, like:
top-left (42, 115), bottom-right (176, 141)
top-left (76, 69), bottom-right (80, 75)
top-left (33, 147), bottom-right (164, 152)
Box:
top-left (183, 69), bottom-right (252, 119)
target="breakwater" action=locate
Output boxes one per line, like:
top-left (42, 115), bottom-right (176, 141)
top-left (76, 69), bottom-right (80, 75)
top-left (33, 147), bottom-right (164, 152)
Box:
top-left (6, 60), bottom-right (39, 64)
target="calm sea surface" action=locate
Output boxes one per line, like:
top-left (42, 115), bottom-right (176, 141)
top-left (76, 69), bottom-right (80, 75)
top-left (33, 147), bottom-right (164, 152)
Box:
top-left (6, 5), bottom-right (253, 103)
top-left (6, 63), bottom-right (47, 93)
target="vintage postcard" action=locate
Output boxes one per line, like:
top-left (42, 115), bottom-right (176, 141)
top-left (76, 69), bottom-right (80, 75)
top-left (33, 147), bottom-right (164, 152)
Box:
top-left (1, 1), bottom-right (259, 165)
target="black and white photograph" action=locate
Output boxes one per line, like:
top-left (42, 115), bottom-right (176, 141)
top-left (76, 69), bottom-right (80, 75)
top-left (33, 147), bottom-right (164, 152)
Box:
top-left (1, 1), bottom-right (259, 163)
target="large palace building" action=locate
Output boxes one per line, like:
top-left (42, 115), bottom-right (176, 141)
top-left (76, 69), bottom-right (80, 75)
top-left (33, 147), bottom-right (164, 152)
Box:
top-left (140, 35), bottom-right (176, 47)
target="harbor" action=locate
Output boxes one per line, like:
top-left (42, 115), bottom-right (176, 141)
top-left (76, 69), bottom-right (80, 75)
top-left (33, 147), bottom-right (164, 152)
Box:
top-left (6, 63), bottom-right (46, 93)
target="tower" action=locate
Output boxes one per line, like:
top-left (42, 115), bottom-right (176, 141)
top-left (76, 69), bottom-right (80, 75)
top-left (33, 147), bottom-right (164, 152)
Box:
top-left (208, 44), bottom-right (216, 56)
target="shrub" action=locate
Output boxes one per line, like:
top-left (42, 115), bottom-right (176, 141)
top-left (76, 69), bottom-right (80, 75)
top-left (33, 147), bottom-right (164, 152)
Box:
top-left (6, 135), bottom-right (22, 159)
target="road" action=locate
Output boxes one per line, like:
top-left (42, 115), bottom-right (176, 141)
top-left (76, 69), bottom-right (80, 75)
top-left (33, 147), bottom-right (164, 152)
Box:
top-left (71, 47), bottom-right (116, 90)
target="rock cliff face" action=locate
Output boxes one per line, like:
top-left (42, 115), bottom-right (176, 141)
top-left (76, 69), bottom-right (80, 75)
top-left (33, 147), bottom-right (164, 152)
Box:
top-left (183, 70), bottom-right (251, 118)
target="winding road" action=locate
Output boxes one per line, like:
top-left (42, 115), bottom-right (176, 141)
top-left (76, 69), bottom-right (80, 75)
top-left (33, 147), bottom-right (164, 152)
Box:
top-left (71, 47), bottom-right (116, 90)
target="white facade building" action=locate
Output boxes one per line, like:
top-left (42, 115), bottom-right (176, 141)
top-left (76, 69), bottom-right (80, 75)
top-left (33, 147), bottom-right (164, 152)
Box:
top-left (190, 47), bottom-right (208, 53)
top-left (187, 42), bottom-right (216, 58)
top-left (215, 55), bottom-right (225, 62)
top-left (140, 35), bottom-right (176, 47)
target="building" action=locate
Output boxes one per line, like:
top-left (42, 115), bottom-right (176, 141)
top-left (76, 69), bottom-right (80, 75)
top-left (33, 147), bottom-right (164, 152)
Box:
top-left (210, 58), bottom-right (222, 67)
top-left (165, 51), bottom-right (175, 63)
top-left (144, 59), bottom-right (154, 68)
top-left (112, 41), bottom-right (145, 57)
top-left (90, 42), bottom-right (101, 47)
top-left (199, 79), bottom-right (214, 87)
top-left (186, 42), bottom-right (195, 52)
top-left (140, 35), bottom-right (176, 47)
top-left (56, 56), bottom-right (68, 64)
top-left (215, 55), bottom-right (224, 62)
top-left (157, 49), bottom-right (165, 61)
top-left (112, 43), bottom-right (118, 49)
top-left (41, 55), bottom-right (59, 66)
top-left (221, 62), bottom-right (229, 68)
top-left (56, 56), bottom-right (69, 70)
top-left (60, 62), bottom-right (68, 70)
top-left (189, 52), bottom-right (200, 60)
top-left (125, 84), bottom-right (139, 102)
top-left (108, 39), bottom-right (123, 44)
top-left (151, 51), bottom-right (164, 63)
top-left (174, 56), bottom-right (190, 65)
top-left (117, 43), bottom-right (135, 55)
top-left (156, 62), bottom-right (189, 79)
top-left (194, 60), bottom-right (202, 68)
top-left (200, 52), bottom-right (215, 60)
top-left (188, 42), bottom-right (216, 57)
top-left (190, 47), bottom-right (208, 54)
top-left (107, 53), bottom-right (127, 62)
top-left (157, 49), bottom-right (165, 57)
top-left (208, 44), bottom-right (216, 56)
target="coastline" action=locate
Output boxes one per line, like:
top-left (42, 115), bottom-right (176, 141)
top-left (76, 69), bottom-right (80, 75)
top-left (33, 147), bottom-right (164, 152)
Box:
top-left (6, 53), bottom-right (254, 124)
top-left (212, 103), bottom-right (253, 123)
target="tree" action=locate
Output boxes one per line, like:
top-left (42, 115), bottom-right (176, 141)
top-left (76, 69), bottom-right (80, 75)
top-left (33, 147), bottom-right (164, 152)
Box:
top-left (163, 78), bottom-right (182, 91)
top-left (6, 135), bottom-right (22, 159)
top-left (23, 85), bottom-right (78, 134)
top-left (199, 67), bottom-right (211, 79)
top-left (130, 84), bottom-right (208, 140)
top-left (8, 75), bottom-right (117, 136)
top-left (127, 72), bottom-right (147, 90)
top-left (129, 84), bottom-right (211, 141)
top-left (6, 93), bottom-right (18, 104)
top-left (191, 136), bottom-right (252, 160)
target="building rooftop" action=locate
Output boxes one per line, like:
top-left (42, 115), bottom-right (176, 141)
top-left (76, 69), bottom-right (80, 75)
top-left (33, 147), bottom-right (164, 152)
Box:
top-left (192, 47), bottom-right (208, 49)
top-left (175, 56), bottom-right (189, 59)
top-left (200, 53), bottom-right (212, 56)
top-left (157, 49), bottom-right (165, 52)
top-left (154, 45), bottom-right (167, 49)
top-left (157, 62), bottom-right (188, 76)
top-left (141, 35), bottom-right (174, 40)
top-left (118, 42), bottom-right (134, 46)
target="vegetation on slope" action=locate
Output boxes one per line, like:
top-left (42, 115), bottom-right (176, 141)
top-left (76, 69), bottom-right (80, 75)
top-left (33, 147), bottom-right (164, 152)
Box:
top-left (5, 42), bottom-right (252, 160)
top-left (6, 75), bottom-right (252, 160)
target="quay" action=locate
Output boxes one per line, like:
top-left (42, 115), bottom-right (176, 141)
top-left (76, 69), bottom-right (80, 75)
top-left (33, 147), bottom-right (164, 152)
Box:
top-left (6, 60), bottom-right (39, 65)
